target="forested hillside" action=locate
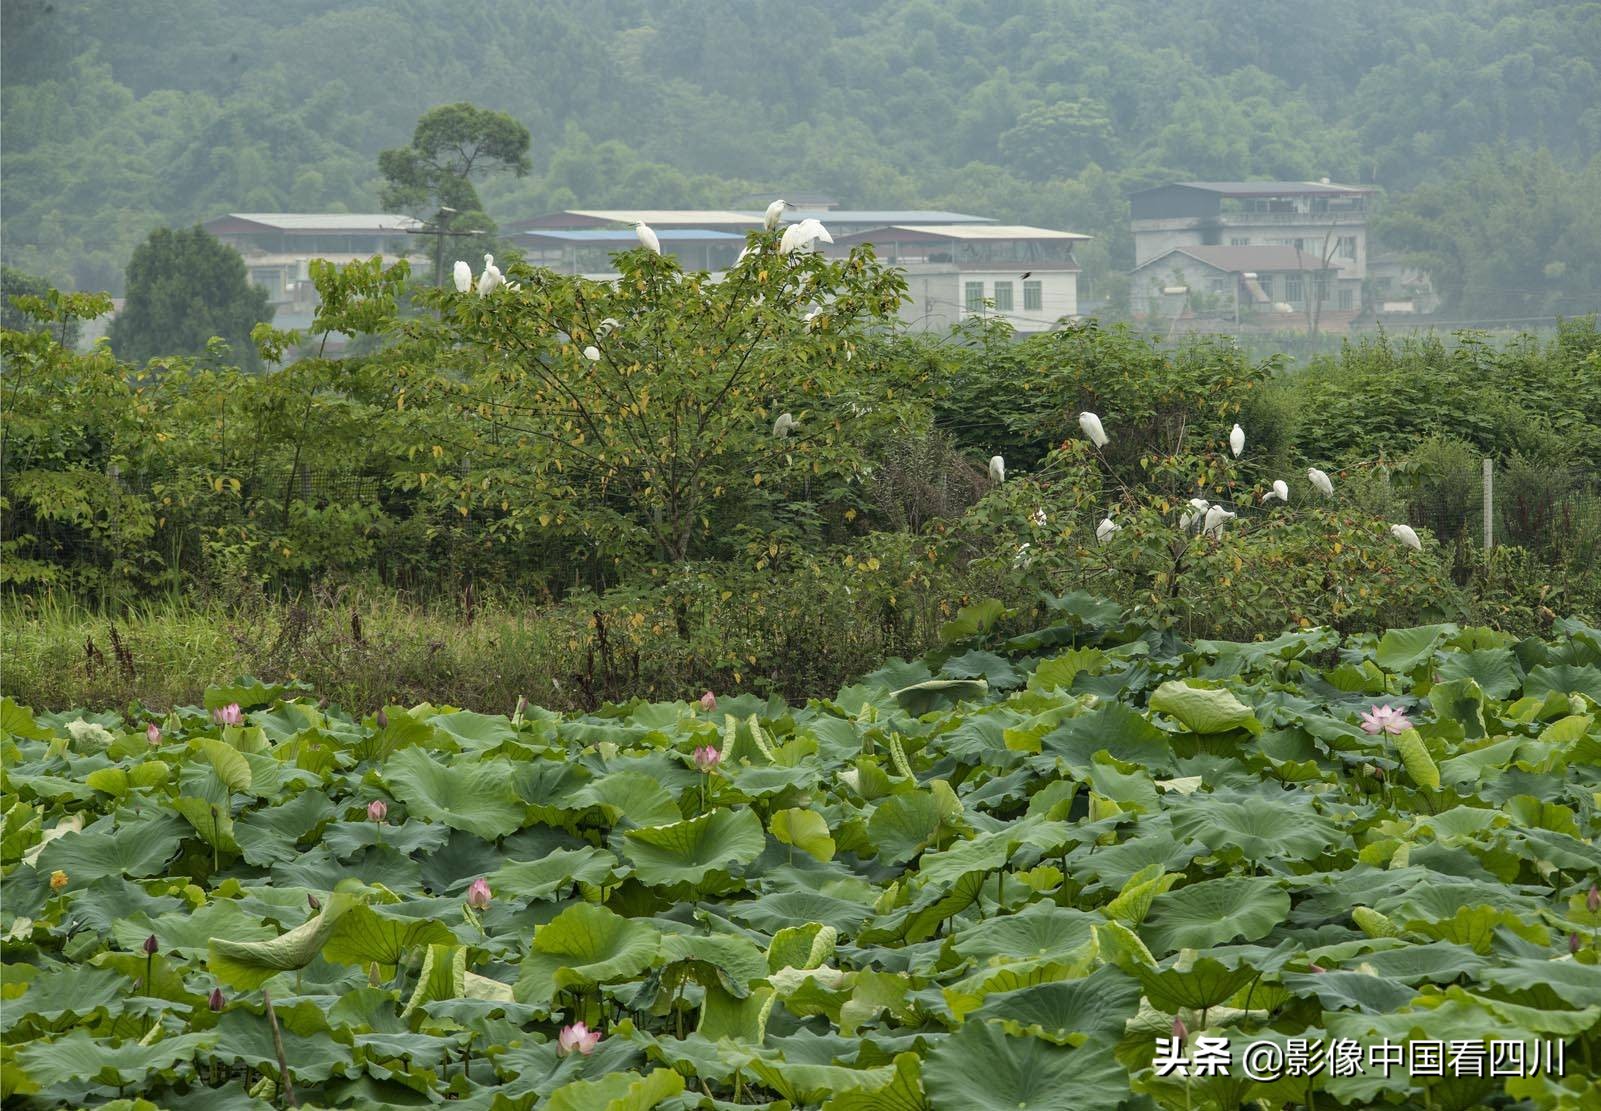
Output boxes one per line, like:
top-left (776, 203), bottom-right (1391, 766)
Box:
top-left (4, 0), bottom-right (1600, 311)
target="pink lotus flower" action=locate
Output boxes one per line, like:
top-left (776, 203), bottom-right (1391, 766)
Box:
top-left (466, 877), bottom-right (491, 910)
top-left (693, 745), bottom-right (722, 774)
top-left (212, 703), bottom-right (244, 727)
top-left (1588, 884), bottom-right (1599, 914)
top-left (557, 1021), bottom-right (601, 1057)
top-left (146, 723), bottom-right (161, 746)
top-left (699, 690), bottom-right (717, 712)
top-left (209, 987), bottom-right (225, 1012)
top-left (1171, 1014), bottom-right (1187, 1041)
top-left (367, 799), bottom-right (388, 824)
top-left (1359, 704), bottom-right (1412, 736)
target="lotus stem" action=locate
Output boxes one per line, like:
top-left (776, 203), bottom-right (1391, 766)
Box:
top-left (262, 987), bottom-right (298, 1107)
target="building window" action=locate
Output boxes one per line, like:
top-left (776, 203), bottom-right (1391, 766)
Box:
top-left (1230, 237), bottom-right (1250, 246)
top-left (993, 281), bottom-right (1014, 311)
top-left (1338, 287), bottom-right (1354, 310)
top-left (1210, 277), bottom-right (1228, 295)
top-left (1338, 236), bottom-right (1357, 260)
top-left (1023, 280), bottom-right (1042, 311)
top-left (965, 281), bottom-right (984, 312)
top-left (1283, 274), bottom-right (1304, 303)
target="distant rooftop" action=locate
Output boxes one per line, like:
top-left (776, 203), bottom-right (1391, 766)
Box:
top-left (1139, 245), bottom-right (1338, 272)
top-left (207, 213), bottom-right (423, 232)
top-left (1131, 181), bottom-right (1374, 198)
top-left (516, 229), bottom-right (746, 242)
top-left (840, 224), bottom-right (1091, 241)
top-left (733, 192), bottom-right (840, 210)
top-left (775, 209), bottom-right (996, 225)
top-left (521, 209), bottom-right (759, 229)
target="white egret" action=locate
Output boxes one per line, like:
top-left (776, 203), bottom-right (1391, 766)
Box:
top-left (1078, 411), bottom-right (1109, 448)
top-left (583, 345), bottom-right (601, 362)
top-left (1180, 496), bottom-right (1210, 531)
top-left (598, 317), bottom-right (620, 336)
top-left (634, 221), bottom-right (661, 255)
top-left (1390, 523), bottom-right (1422, 551)
top-left (1032, 507), bottom-right (1048, 527)
top-left (988, 455), bottom-right (1006, 484)
top-left (764, 199), bottom-right (791, 230)
top-left (476, 254), bottom-right (502, 296)
top-left (1096, 516), bottom-right (1121, 544)
top-left (779, 218), bottom-right (833, 256)
top-left (1264, 479), bottom-right (1289, 503)
top-left (773, 412), bottom-right (798, 437)
top-left (1203, 505), bottom-right (1236, 538)
top-left (1308, 467), bottom-right (1335, 498)
top-left (1229, 423), bottom-right (1245, 457)
top-left (452, 260), bottom-right (471, 293)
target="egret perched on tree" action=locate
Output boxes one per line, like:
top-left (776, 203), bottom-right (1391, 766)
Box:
top-left (634, 221), bottom-right (661, 255)
top-left (1229, 423), bottom-right (1245, 457)
top-left (764, 199), bottom-right (791, 230)
top-left (583, 345), bottom-right (601, 362)
top-left (1203, 505), bottom-right (1236, 538)
top-left (476, 254), bottom-right (502, 296)
top-left (1308, 467), bottom-right (1335, 498)
top-left (1264, 480), bottom-right (1289, 503)
top-left (1096, 516), bottom-right (1121, 544)
top-left (1180, 497), bottom-right (1210, 531)
top-left (1079, 411), bottom-right (1109, 448)
top-left (1390, 523), bottom-right (1422, 551)
top-left (780, 218), bottom-right (833, 255)
top-left (988, 455), bottom-right (1006, 484)
top-left (453, 260), bottom-right (471, 293)
top-left (773, 412), bottom-right (798, 438)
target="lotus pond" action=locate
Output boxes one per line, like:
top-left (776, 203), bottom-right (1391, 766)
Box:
top-left (3, 595), bottom-right (1600, 1109)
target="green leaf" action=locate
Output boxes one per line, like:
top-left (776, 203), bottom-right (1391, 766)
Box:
top-left (198, 737), bottom-right (252, 793)
top-left (922, 1020), bottom-right (1127, 1111)
top-left (513, 903), bottom-right (661, 1006)
top-left (939, 598), bottom-right (1005, 643)
top-left (621, 807), bottom-right (765, 888)
top-left (545, 1067), bottom-right (684, 1111)
top-left (1395, 728), bottom-right (1441, 790)
top-left (15, 1030), bottom-right (213, 1089)
top-left (770, 807), bottom-right (836, 862)
top-left (323, 905), bottom-right (455, 968)
top-left (867, 791), bottom-right (944, 864)
top-left (208, 888), bottom-right (363, 990)
top-left (1374, 624), bottom-right (1456, 672)
top-left (1148, 680), bottom-right (1260, 734)
top-left (1141, 876), bottom-right (1290, 954)
top-left (491, 846), bottom-right (619, 900)
top-left (382, 747), bottom-right (525, 840)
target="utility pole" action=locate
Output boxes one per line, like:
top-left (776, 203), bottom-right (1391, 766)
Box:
top-left (403, 207), bottom-right (483, 287)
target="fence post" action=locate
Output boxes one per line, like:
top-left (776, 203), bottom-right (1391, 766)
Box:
top-left (1481, 457), bottom-right (1494, 550)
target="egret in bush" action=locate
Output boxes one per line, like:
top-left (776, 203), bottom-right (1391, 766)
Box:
top-left (988, 455), bottom-right (1006, 484)
top-left (1390, 523), bottom-right (1422, 551)
top-left (476, 254), bottom-right (502, 296)
top-left (1096, 516), bottom-right (1121, 544)
top-left (1203, 505), bottom-right (1236, 538)
top-left (634, 220), bottom-right (661, 255)
top-left (765, 198), bottom-right (791, 230)
top-left (583, 345), bottom-right (601, 362)
top-left (1180, 497), bottom-right (1210, 531)
top-left (1078, 411), bottom-right (1109, 448)
top-left (1308, 467), bottom-right (1335, 497)
top-left (1264, 479), bottom-right (1290, 503)
top-left (773, 412), bottom-right (798, 437)
top-left (1230, 423), bottom-right (1245, 457)
top-left (780, 218), bottom-right (833, 256)
top-left (452, 259), bottom-right (471, 293)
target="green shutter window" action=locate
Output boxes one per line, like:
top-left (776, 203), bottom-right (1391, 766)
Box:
top-left (993, 281), bottom-right (1013, 311)
top-left (1023, 280), bottom-right (1042, 310)
top-left (965, 281), bottom-right (984, 311)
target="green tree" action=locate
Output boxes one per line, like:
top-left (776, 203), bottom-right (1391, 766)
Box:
top-left (378, 102), bottom-right (532, 232)
top-left (998, 100), bottom-right (1114, 180)
top-left (107, 226), bottom-right (273, 370)
top-left (2, 266), bottom-right (81, 347)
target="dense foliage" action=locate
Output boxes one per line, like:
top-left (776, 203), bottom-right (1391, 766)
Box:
top-left (4, 0), bottom-right (1600, 309)
top-left (4, 602), bottom-right (1600, 1107)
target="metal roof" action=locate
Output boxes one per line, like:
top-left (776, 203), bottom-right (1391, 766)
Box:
top-left (1138, 245), bottom-right (1337, 272)
top-left (856, 224), bottom-right (1091, 241)
top-left (1133, 181), bottom-right (1374, 197)
top-left (211, 213), bottom-right (423, 231)
top-left (774, 209), bottom-right (996, 224)
top-left (563, 209), bottom-right (758, 226)
top-left (517, 229), bottom-right (746, 242)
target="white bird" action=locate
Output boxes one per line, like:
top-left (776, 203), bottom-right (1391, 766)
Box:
top-left (598, 317), bottom-right (620, 336)
top-left (1180, 496), bottom-right (1210, 531)
top-left (988, 455), bottom-right (1006, 484)
top-left (780, 218), bottom-right (833, 256)
top-left (1264, 479), bottom-right (1290, 503)
top-left (1096, 516), bottom-right (1121, 544)
top-left (773, 412), bottom-right (798, 437)
top-left (1308, 467), bottom-right (1335, 498)
top-left (1391, 523), bottom-right (1422, 551)
top-left (1203, 505), bottom-right (1236, 538)
top-left (634, 221), bottom-right (661, 255)
top-left (452, 260), bottom-right (471, 293)
top-left (764, 199), bottom-right (791, 230)
top-left (1229, 423), bottom-right (1245, 457)
top-left (1078, 411), bottom-right (1109, 448)
top-left (1031, 507), bottom-right (1048, 527)
top-left (583, 345), bottom-right (601, 362)
top-left (476, 254), bottom-right (502, 297)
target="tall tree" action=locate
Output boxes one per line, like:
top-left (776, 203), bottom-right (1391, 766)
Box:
top-left (108, 226), bottom-right (273, 370)
top-left (378, 102), bottom-right (532, 229)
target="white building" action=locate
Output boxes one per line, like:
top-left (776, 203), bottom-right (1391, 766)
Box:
top-left (204, 213), bottom-right (421, 329)
top-left (828, 224), bottom-right (1090, 333)
top-left (1129, 182), bottom-right (1373, 311)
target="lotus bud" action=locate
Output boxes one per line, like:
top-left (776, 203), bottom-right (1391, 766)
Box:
top-left (212, 703), bottom-right (243, 727)
top-left (209, 987), bottom-right (225, 1012)
top-left (699, 690), bottom-right (717, 712)
top-left (143, 934), bottom-right (159, 955)
top-left (367, 799), bottom-right (388, 824)
top-left (466, 877), bottom-right (491, 909)
top-left (1589, 884), bottom-right (1600, 914)
top-left (1570, 932), bottom-right (1582, 955)
top-left (557, 1021), bottom-right (601, 1056)
top-left (146, 722), bottom-right (162, 746)
top-left (375, 708), bottom-right (389, 728)
top-left (308, 893), bottom-right (321, 911)
top-left (1172, 1014), bottom-right (1187, 1041)
top-left (694, 745), bottom-right (722, 774)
